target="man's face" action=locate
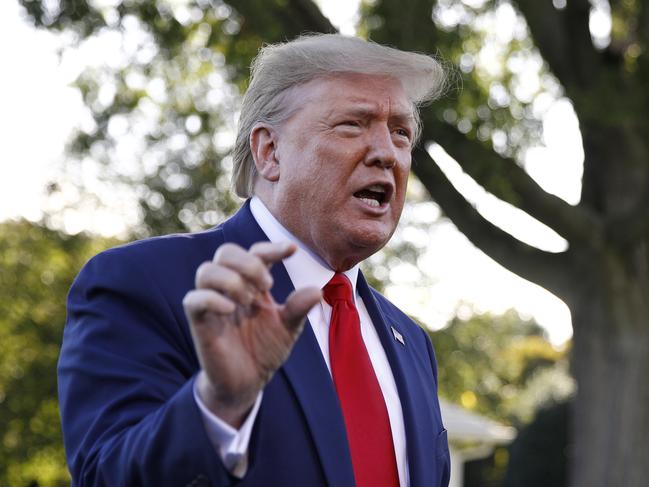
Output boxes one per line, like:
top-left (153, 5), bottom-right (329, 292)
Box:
top-left (268, 73), bottom-right (414, 270)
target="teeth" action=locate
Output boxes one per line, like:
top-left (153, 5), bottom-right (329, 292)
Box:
top-left (360, 197), bottom-right (380, 207)
top-left (366, 184), bottom-right (386, 193)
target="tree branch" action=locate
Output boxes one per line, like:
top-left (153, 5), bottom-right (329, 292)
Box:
top-left (420, 117), bottom-right (604, 249)
top-left (234, 0), bottom-right (336, 39)
top-left (411, 145), bottom-right (577, 300)
top-left (607, 192), bottom-right (649, 245)
top-left (228, 0), bottom-right (336, 53)
top-left (512, 0), bottom-right (604, 94)
top-left (287, 0), bottom-right (337, 33)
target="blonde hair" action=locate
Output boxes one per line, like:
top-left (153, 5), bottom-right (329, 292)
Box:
top-left (232, 33), bottom-right (447, 197)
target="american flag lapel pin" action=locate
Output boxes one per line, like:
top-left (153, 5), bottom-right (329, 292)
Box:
top-left (391, 326), bottom-right (405, 346)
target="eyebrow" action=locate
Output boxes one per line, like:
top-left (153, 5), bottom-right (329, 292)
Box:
top-left (337, 104), bottom-right (416, 126)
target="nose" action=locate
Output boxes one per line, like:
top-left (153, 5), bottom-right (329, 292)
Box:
top-left (364, 125), bottom-right (398, 169)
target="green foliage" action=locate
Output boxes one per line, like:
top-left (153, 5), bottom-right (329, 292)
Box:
top-left (17, 0), bottom-right (553, 237)
top-left (503, 400), bottom-right (569, 487)
top-left (18, 0), bottom-right (339, 238)
top-left (432, 309), bottom-right (573, 425)
top-left (464, 447), bottom-right (511, 487)
top-left (430, 309), bottom-right (573, 486)
top-left (428, 309), bottom-right (572, 486)
top-left (0, 220), bottom-right (117, 486)
top-left (365, 0), bottom-right (549, 161)
top-left (23, 0), bottom-right (254, 237)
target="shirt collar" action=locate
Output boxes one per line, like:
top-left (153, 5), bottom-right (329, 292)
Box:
top-left (249, 196), bottom-right (360, 296)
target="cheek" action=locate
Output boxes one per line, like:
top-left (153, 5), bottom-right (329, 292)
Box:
top-left (391, 198), bottom-right (406, 222)
top-left (397, 158), bottom-right (411, 186)
top-left (306, 150), bottom-right (351, 189)
top-left (394, 171), bottom-right (409, 200)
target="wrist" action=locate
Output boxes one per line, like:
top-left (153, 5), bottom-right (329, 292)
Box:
top-left (196, 371), bottom-right (256, 429)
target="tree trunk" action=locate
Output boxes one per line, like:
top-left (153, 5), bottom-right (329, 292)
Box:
top-left (569, 242), bottom-right (649, 486)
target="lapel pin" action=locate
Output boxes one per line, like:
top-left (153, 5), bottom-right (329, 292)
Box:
top-left (391, 326), bottom-right (405, 346)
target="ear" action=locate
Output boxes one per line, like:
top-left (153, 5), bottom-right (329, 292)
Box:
top-left (250, 123), bottom-right (280, 182)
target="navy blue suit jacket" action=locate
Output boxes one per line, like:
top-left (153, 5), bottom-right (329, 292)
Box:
top-left (59, 201), bottom-right (450, 486)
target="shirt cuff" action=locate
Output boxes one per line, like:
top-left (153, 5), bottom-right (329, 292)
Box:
top-left (193, 379), bottom-right (263, 478)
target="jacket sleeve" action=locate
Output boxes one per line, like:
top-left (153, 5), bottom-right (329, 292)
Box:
top-left (58, 247), bottom-right (235, 486)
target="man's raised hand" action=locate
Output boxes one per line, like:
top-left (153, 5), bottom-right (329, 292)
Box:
top-left (183, 241), bottom-right (321, 428)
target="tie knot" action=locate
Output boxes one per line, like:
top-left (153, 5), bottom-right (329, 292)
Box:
top-left (323, 273), bottom-right (354, 305)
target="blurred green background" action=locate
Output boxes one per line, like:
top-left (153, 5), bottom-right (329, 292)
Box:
top-left (4, 0), bottom-right (649, 485)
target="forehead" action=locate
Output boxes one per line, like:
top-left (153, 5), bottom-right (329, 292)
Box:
top-left (286, 73), bottom-right (414, 121)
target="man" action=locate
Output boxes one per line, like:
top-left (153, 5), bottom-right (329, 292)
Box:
top-left (59, 34), bottom-right (450, 486)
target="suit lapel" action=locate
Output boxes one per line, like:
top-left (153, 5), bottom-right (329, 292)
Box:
top-left (272, 265), bottom-right (356, 487)
top-left (222, 202), bottom-right (355, 487)
top-left (357, 273), bottom-right (436, 487)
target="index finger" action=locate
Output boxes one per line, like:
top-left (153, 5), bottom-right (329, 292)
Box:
top-left (249, 241), bottom-right (297, 267)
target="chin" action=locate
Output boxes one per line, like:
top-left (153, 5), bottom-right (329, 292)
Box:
top-left (349, 227), bottom-right (393, 255)
top-left (326, 229), bottom-right (392, 271)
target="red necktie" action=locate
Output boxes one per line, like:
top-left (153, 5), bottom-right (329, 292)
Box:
top-left (324, 273), bottom-right (400, 487)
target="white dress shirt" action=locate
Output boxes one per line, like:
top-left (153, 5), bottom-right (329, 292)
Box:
top-left (194, 196), bottom-right (409, 485)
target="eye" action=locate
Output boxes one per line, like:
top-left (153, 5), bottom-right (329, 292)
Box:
top-left (393, 127), bottom-right (412, 141)
top-left (340, 120), bottom-right (361, 128)
top-left (334, 120), bottom-right (363, 136)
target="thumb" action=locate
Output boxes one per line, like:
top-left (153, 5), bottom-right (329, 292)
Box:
top-left (279, 287), bottom-right (322, 333)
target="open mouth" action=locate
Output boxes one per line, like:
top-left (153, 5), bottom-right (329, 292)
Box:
top-left (353, 183), bottom-right (392, 208)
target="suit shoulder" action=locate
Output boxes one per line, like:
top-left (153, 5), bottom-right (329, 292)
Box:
top-left (107, 226), bottom-right (223, 261)
top-left (74, 227), bottom-right (225, 295)
top-left (88, 227), bottom-right (224, 271)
